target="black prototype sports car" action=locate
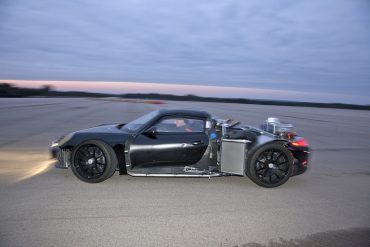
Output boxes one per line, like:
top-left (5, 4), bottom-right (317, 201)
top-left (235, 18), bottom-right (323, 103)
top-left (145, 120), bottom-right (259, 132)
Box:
top-left (50, 109), bottom-right (310, 188)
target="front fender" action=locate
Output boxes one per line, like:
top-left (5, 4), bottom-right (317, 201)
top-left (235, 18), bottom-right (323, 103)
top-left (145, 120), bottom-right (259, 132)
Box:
top-left (59, 132), bottom-right (128, 149)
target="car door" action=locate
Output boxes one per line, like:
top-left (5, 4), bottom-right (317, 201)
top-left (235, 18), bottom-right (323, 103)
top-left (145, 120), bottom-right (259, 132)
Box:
top-left (128, 116), bottom-right (209, 168)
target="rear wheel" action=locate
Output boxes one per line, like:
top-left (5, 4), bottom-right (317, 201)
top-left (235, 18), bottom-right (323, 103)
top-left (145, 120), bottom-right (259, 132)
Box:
top-left (71, 140), bottom-right (117, 183)
top-left (246, 143), bottom-right (293, 188)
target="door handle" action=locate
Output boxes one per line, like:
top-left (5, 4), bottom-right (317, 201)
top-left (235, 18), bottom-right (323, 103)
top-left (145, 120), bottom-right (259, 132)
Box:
top-left (192, 140), bottom-right (204, 145)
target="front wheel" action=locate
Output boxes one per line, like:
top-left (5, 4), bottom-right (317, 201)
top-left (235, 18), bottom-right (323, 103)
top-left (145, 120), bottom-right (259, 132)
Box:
top-left (246, 143), bottom-right (293, 188)
top-left (71, 140), bottom-right (117, 183)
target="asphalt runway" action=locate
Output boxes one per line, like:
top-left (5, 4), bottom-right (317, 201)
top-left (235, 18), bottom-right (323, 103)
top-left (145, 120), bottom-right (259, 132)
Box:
top-left (0, 98), bottom-right (369, 247)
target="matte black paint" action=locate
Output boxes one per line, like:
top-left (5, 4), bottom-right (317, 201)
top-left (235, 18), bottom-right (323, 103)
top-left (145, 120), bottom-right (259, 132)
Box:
top-left (59, 125), bottom-right (130, 149)
top-left (128, 132), bottom-right (209, 168)
top-left (51, 108), bottom-right (309, 177)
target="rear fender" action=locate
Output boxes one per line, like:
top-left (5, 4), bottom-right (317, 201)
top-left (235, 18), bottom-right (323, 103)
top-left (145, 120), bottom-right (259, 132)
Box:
top-left (246, 135), bottom-right (289, 166)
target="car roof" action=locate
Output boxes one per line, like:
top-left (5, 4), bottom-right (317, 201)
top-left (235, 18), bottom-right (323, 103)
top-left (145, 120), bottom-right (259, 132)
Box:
top-left (157, 108), bottom-right (211, 119)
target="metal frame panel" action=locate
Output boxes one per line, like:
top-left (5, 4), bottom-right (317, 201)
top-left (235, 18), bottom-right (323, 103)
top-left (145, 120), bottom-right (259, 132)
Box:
top-left (220, 139), bottom-right (250, 175)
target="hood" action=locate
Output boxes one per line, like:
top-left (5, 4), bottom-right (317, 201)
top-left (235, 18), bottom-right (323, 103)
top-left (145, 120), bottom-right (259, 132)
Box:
top-left (58, 124), bottom-right (130, 149)
top-left (77, 124), bottom-right (125, 134)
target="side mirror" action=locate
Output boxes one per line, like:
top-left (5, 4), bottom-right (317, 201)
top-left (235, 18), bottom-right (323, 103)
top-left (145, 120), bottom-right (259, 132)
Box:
top-left (143, 126), bottom-right (157, 138)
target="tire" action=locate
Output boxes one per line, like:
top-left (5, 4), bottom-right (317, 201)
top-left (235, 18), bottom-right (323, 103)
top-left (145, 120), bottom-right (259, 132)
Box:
top-left (71, 140), bottom-right (117, 183)
top-left (246, 143), bottom-right (293, 188)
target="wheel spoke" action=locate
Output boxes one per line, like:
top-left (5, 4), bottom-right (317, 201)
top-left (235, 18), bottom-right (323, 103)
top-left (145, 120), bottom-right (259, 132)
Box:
top-left (81, 147), bottom-right (87, 153)
top-left (257, 170), bottom-right (265, 177)
top-left (274, 152), bottom-right (282, 162)
top-left (278, 168), bottom-right (288, 173)
top-left (266, 150), bottom-right (272, 160)
top-left (76, 156), bottom-right (84, 163)
top-left (256, 167), bottom-right (265, 172)
top-left (254, 147), bottom-right (291, 186)
top-left (97, 156), bottom-right (105, 164)
top-left (274, 172), bottom-right (281, 181)
top-left (277, 160), bottom-right (287, 165)
top-left (96, 164), bottom-right (104, 173)
top-left (94, 167), bottom-right (101, 174)
top-left (257, 159), bottom-right (266, 164)
top-left (79, 150), bottom-right (89, 158)
top-left (74, 144), bottom-right (107, 180)
top-left (97, 156), bottom-right (103, 161)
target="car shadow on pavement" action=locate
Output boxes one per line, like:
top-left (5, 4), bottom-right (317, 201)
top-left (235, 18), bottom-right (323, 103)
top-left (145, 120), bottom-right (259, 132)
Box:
top-left (240, 227), bottom-right (370, 247)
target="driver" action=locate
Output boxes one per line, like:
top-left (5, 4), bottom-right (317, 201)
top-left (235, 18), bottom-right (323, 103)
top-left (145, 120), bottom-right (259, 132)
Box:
top-left (175, 119), bottom-right (193, 132)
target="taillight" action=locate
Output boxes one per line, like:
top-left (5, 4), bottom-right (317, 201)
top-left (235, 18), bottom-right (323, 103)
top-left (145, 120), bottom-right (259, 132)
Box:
top-left (291, 138), bottom-right (309, 147)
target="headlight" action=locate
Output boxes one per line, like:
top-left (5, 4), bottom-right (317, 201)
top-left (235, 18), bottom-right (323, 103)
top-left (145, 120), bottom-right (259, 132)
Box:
top-left (53, 133), bottom-right (74, 148)
top-left (51, 140), bottom-right (59, 147)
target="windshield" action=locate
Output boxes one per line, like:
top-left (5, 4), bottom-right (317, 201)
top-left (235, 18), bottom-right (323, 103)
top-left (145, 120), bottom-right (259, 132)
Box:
top-left (122, 110), bottom-right (159, 132)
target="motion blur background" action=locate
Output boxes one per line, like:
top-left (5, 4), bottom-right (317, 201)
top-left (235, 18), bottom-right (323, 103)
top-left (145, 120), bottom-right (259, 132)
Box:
top-left (0, 0), bottom-right (369, 246)
top-left (0, 0), bottom-right (369, 103)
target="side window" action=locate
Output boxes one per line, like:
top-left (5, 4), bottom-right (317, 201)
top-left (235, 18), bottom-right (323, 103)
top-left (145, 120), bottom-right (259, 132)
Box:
top-left (155, 117), bottom-right (204, 133)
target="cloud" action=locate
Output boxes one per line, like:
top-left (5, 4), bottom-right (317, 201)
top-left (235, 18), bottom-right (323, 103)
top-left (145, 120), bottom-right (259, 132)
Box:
top-left (0, 0), bottom-right (369, 103)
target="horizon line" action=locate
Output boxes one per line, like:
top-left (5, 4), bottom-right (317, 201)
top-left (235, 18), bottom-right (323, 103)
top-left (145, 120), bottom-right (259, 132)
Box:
top-left (0, 79), bottom-right (368, 105)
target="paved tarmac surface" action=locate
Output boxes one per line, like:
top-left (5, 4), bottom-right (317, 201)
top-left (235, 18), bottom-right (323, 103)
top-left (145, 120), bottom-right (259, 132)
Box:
top-left (0, 98), bottom-right (369, 247)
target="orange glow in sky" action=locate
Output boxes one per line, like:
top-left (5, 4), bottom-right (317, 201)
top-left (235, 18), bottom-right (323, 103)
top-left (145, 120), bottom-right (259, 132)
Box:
top-left (0, 79), bottom-right (364, 103)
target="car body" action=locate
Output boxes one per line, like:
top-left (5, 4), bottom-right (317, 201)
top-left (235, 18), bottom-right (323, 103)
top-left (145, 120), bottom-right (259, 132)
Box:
top-left (50, 109), bottom-right (310, 187)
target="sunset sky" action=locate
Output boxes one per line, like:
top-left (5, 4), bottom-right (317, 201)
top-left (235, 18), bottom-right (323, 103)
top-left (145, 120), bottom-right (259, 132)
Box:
top-left (0, 0), bottom-right (369, 104)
